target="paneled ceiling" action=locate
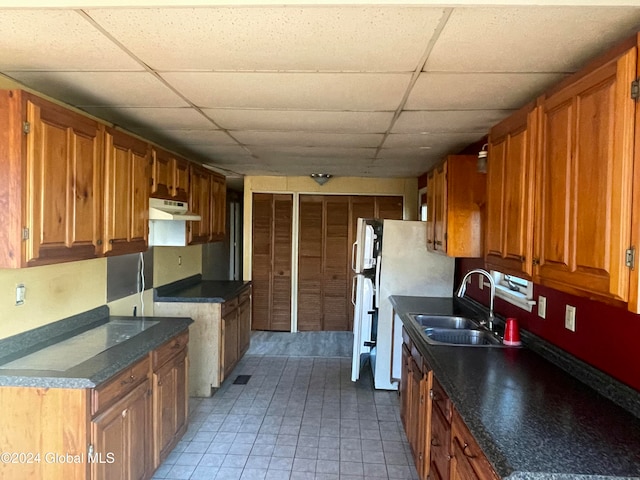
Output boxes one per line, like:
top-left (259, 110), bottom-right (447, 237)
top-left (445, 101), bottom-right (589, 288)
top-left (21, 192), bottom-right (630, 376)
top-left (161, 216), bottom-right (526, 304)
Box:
top-left (1, 1), bottom-right (640, 180)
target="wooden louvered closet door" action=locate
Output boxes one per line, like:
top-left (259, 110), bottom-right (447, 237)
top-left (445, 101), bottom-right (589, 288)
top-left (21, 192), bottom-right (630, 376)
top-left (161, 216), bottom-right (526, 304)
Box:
top-left (251, 194), bottom-right (292, 331)
top-left (298, 195), bottom-right (403, 331)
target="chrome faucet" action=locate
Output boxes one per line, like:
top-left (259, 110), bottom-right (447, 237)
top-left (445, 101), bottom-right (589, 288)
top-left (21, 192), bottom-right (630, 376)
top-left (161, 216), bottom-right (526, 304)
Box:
top-left (456, 268), bottom-right (496, 331)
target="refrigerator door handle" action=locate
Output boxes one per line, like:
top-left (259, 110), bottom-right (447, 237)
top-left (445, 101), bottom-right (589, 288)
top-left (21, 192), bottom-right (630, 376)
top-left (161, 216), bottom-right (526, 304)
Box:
top-left (351, 241), bottom-right (358, 273)
top-left (374, 255), bottom-right (382, 309)
top-left (351, 275), bottom-right (357, 306)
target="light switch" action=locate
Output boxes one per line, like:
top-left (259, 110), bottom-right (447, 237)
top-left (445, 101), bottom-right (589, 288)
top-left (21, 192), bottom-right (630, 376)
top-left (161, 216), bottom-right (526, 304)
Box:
top-left (565, 305), bottom-right (576, 332)
top-left (16, 284), bottom-right (25, 306)
top-left (538, 296), bottom-right (546, 319)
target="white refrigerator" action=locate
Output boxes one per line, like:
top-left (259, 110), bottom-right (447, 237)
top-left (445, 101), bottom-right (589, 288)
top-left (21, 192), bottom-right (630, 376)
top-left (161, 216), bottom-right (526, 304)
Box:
top-left (351, 219), bottom-right (455, 390)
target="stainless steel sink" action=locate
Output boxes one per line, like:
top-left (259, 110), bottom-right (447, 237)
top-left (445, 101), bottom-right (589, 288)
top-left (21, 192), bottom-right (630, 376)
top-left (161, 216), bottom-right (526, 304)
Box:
top-left (423, 327), bottom-right (505, 347)
top-left (409, 314), bottom-right (479, 330)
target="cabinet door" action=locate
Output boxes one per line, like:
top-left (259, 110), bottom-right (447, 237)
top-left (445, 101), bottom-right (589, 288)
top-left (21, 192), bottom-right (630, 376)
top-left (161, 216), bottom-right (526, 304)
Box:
top-left (486, 105), bottom-right (537, 278)
top-left (536, 47), bottom-right (636, 301)
top-left (211, 174), bottom-right (226, 241)
top-left (430, 406), bottom-right (451, 480)
top-left (189, 164), bottom-right (212, 244)
top-left (24, 96), bottom-right (102, 266)
top-left (154, 349), bottom-right (188, 465)
top-left (450, 410), bottom-right (498, 480)
top-left (173, 157), bottom-right (190, 202)
top-left (400, 342), bottom-right (410, 432)
top-left (151, 147), bottom-right (172, 199)
top-left (426, 172), bottom-right (436, 251)
top-left (223, 308), bottom-right (239, 380)
top-left (433, 165), bottom-right (447, 253)
top-left (91, 380), bottom-right (152, 480)
top-left (238, 294), bottom-right (252, 357)
top-left (103, 128), bottom-right (150, 255)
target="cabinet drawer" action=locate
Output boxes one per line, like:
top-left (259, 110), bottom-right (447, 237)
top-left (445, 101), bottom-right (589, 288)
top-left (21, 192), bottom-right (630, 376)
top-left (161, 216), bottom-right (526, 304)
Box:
top-left (152, 330), bottom-right (189, 370)
top-left (431, 378), bottom-right (451, 423)
top-left (92, 355), bottom-right (150, 416)
top-left (222, 297), bottom-right (239, 316)
top-left (239, 287), bottom-right (251, 305)
top-left (452, 410), bottom-right (499, 480)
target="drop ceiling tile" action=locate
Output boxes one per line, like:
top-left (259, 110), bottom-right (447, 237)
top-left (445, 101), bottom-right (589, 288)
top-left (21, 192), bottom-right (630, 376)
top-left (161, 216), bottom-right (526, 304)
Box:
top-left (86, 6), bottom-right (445, 71)
top-left (426, 6), bottom-right (640, 73)
top-left (192, 146), bottom-right (255, 165)
top-left (405, 73), bottom-right (566, 110)
top-left (0, 10), bottom-right (140, 71)
top-left (162, 72), bottom-right (411, 110)
top-left (383, 132), bottom-right (484, 149)
top-left (251, 146), bottom-right (376, 160)
top-left (81, 107), bottom-right (215, 130)
top-left (376, 148), bottom-right (439, 161)
top-left (392, 110), bottom-right (513, 134)
top-left (5, 71), bottom-right (187, 107)
top-left (134, 129), bottom-right (237, 147)
top-left (233, 131), bottom-right (383, 148)
top-left (205, 110), bottom-right (394, 133)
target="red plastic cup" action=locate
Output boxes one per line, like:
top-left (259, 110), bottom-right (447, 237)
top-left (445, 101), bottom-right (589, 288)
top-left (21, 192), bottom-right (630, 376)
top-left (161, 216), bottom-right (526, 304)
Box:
top-left (503, 318), bottom-right (521, 346)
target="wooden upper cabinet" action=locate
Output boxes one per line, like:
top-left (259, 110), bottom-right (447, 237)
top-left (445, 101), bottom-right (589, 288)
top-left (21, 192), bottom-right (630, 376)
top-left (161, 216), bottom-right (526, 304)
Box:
top-left (0, 90), bottom-right (103, 268)
top-left (485, 102), bottom-right (538, 279)
top-left (151, 147), bottom-right (190, 202)
top-left (103, 127), bottom-right (150, 256)
top-left (189, 164), bottom-right (213, 244)
top-left (535, 45), bottom-right (636, 303)
top-left (211, 172), bottom-right (226, 241)
top-left (426, 155), bottom-right (486, 257)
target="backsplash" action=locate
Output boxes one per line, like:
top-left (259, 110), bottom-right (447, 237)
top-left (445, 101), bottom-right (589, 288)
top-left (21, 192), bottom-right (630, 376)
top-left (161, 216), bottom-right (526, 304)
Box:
top-left (456, 258), bottom-right (640, 392)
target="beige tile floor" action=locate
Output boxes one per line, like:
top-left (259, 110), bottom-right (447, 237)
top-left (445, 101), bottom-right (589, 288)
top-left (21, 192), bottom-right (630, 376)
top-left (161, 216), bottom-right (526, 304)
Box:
top-left (152, 354), bottom-right (418, 480)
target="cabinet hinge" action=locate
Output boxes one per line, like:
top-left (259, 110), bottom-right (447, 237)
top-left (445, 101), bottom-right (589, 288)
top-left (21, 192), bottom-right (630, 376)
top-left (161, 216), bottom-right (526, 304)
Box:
top-left (21, 228), bottom-right (29, 240)
top-left (632, 79), bottom-right (640, 101)
top-left (88, 444), bottom-right (94, 457)
top-left (626, 247), bottom-right (635, 270)
top-left (22, 121), bottom-right (30, 134)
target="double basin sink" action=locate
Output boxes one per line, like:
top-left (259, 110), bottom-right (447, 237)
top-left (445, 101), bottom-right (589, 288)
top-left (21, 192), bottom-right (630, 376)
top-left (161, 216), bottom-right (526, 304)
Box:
top-left (409, 314), bottom-right (509, 347)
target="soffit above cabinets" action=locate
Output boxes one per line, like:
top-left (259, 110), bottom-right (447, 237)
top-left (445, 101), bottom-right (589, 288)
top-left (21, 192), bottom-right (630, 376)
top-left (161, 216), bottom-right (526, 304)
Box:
top-left (1, 3), bottom-right (640, 178)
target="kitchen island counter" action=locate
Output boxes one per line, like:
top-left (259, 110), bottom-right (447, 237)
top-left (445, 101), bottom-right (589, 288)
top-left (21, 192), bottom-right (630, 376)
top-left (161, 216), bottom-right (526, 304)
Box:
top-left (0, 305), bottom-right (192, 389)
top-left (390, 295), bottom-right (640, 479)
top-left (154, 274), bottom-right (250, 303)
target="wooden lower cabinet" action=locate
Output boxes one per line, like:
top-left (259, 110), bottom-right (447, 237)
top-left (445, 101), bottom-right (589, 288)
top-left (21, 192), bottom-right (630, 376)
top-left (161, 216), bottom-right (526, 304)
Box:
top-left (154, 286), bottom-right (252, 395)
top-left (0, 330), bottom-right (189, 480)
top-left (451, 410), bottom-right (499, 480)
top-left (91, 379), bottom-right (152, 480)
top-left (400, 328), bottom-right (498, 480)
top-left (222, 301), bottom-right (239, 380)
top-left (153, 340), bottom-right (188, 466)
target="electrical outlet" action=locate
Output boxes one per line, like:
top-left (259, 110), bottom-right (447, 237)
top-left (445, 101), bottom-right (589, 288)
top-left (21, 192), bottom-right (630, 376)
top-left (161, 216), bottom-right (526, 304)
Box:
top-left (565, 305), bottom-right (576, 332)
top-left (478, 275), bottom-right (484, 290)
top-left (538, 296), bottom-right (546, 319)
top-left (15, 284), bottom-right (25, 306)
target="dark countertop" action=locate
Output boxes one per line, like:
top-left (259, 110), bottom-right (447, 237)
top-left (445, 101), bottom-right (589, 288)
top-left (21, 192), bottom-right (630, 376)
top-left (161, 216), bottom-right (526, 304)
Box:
top-left (154, 274), bottom-right (251, 303)
top-left (390, 295), bottom-right (640, 479)
top-left (0, 306), bottom-right (192, 389)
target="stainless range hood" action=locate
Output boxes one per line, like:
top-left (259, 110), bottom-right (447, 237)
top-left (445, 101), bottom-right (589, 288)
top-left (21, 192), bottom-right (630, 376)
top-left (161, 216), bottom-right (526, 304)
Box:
top-left (149, 198), bottom-right (200, 247)
top-left (149, 198), bottom-right (201, 221)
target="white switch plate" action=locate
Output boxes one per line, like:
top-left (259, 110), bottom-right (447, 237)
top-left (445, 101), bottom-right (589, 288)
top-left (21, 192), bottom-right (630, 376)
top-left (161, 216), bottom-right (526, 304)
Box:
top-left (565, 305), bottom-right (576, 332)
top-left (15, 284), bottom-right (25, 306)
top-left (538, 296), bottom-right (546, 319)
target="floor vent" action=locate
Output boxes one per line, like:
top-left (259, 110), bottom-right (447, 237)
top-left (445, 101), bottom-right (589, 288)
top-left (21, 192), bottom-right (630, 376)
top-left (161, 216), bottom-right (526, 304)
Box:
top-left (233, 375), bottom-right (251, 385)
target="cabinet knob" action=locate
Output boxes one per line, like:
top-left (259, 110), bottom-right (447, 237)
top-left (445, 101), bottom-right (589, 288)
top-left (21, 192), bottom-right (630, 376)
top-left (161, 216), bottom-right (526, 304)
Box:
top-left (120, 375), bottom-right (135, 386)
top-left (462, 443), bottom-right (476, 458)
top-left (97, 239), bottom-right (102, 246)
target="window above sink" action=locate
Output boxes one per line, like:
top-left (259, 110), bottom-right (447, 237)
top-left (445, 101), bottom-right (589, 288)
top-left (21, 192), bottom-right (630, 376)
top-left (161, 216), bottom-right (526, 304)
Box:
top-left (490, 270), bottom-right (536, 312)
